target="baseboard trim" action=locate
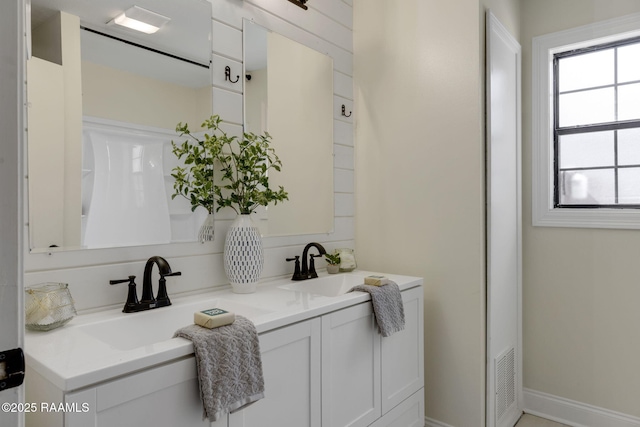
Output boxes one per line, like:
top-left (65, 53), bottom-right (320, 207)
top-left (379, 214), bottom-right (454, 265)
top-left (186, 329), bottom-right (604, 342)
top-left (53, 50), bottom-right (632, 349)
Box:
top-left (523, 388), bottom-right (640, 427)
top-left (424, 416), bottom-right (455, 427)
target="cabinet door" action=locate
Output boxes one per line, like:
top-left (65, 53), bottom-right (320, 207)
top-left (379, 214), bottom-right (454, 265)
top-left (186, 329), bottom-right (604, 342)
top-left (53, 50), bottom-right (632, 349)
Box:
top-left (65, 357), bottom-right (225, 427)
top-left (229, 318), bottom-right (321, 427)
top-left (381, 286), bottom-right (424, 414)
top-left (322, 302), bottom-right (381, 427)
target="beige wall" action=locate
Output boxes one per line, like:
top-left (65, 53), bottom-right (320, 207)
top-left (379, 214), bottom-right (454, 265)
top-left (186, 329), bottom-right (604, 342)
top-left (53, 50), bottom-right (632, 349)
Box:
top-left (521, 0), bottom-right (640, 418)
top-left (82, 61), bottom-right (208, 130)
top-left (354, 0), bottom-right (486, 425)
top-left (354, 0), bottom-right (520, 424)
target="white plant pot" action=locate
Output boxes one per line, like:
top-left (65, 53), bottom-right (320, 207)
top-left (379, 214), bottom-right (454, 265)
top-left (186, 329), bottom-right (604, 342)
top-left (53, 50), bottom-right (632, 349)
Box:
top-left (327, 264), bottom-right (340, 274)
top-left (198, 213), bottom-right (215, 243)
top-left (223, 214), bottom-right (264, 293)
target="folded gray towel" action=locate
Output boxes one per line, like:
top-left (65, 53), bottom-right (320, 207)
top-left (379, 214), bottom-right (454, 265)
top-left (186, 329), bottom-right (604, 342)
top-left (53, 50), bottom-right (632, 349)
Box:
top-left (174, 315), bottom-right (265, 421)
top-left (349, 281), bottom-right (405, 337)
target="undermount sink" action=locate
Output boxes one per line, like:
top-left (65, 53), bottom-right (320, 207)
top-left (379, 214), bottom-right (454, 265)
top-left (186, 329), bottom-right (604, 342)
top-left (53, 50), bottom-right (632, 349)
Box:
top-left (75, 297), bottom-right (272, 351)
top-left (278, 273), bottom-right (366, 297)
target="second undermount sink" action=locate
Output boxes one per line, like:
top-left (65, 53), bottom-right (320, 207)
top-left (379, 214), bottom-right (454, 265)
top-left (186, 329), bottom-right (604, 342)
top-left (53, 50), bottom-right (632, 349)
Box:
top-left (278, 273), bottom-right (366, 297)
top-left (75, 297), bottom-right (272, 351)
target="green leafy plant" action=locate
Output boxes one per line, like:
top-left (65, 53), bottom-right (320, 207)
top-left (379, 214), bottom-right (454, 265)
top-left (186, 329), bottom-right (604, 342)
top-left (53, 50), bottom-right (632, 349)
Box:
top-left (324, 253), bottom-right (341, 266)
top-left (171, 115), bottom-right (288, 215)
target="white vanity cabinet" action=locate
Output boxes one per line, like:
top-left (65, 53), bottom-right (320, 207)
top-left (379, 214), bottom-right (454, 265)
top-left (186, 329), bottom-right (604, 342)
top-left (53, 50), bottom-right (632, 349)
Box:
top-left (26, 282), bottom-right (424, 427)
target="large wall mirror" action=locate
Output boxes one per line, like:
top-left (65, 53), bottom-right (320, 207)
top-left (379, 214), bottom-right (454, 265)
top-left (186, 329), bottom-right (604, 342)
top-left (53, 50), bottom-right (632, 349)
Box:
top-left (243, 20), bottom-right (334, 237)
top-left (27, 0), bottom-right (212, 252)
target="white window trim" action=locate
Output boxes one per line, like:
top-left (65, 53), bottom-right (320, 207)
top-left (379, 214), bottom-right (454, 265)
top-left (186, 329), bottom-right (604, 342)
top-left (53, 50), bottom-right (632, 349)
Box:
top-left (532, 12), bottom-right (640, 229)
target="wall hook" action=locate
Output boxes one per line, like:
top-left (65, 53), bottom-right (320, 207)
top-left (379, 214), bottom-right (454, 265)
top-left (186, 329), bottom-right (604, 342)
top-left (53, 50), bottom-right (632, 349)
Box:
top-left (225, 66), bottom-right (239, 84)
top-left (341, 104), bottom-right (352, 118)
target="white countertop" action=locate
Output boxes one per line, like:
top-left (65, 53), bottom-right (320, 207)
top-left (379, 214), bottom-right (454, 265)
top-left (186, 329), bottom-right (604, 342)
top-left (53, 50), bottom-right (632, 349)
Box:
top-left (25, 271), bottom-right (422, 392)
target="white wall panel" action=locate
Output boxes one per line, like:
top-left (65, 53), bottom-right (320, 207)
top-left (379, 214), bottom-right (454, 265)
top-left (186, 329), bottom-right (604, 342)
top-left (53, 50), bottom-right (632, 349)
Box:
top-left (211, 54), bottom-right (243, 93)
top-left (211, 19), bottom-right (243, 60)
top-left (335, 96), bottom-right (353, 123)
top-left (334, 71), bottom-right (353, 100)
top-left (312, 1), bottom-right (353, 29)
top-left (212, 87), bottom-right (243, 123)
top-left (334, 144), bottom-right (354, 170)
top-left (244, 0), bottom-right (353, 52)
top-left (334, 168), bottom-right (354, 193)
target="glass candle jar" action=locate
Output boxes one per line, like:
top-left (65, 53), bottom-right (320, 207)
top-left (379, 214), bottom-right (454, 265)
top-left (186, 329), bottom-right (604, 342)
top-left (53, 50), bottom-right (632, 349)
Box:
top-left (335, 248), bottom-right (357, 272)
top-left (25, 283), bottom-right (77, 331)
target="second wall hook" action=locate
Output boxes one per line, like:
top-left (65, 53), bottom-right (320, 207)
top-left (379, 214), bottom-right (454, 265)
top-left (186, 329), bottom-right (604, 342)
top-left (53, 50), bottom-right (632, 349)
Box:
top-left (341, 104), bottom-right (352, 118)
top-left (225, 66), bottom-right (240, 84)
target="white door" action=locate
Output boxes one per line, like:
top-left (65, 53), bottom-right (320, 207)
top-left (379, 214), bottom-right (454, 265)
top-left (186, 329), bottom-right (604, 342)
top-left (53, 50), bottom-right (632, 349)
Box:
top-left (486, 10), bottom-right (522, 427)
top-left (0, 0), bottom-right (26, 426)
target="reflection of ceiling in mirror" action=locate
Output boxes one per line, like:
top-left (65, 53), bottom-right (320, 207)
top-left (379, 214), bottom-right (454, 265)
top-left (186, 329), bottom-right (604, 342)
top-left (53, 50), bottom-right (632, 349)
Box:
top-left (80, 30), bottom-right (210, 89)
top-left (30, 0), bottom-right (211, 66)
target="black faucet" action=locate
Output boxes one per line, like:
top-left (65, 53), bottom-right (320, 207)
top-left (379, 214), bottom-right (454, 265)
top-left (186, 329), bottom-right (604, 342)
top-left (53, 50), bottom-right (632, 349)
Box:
top-left (110, 256), bottom-right (181, 313)
top-left (289, 242), bottom-right (326, 281)
top-left (142, 256), bottom-right (181, 308)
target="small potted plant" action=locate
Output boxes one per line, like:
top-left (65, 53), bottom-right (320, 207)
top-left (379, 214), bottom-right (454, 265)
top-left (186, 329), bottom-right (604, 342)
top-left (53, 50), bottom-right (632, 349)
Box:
top-left (325, 253), bottom-right (341, 274)
top-left (171, 115), bottom-right (288, 293)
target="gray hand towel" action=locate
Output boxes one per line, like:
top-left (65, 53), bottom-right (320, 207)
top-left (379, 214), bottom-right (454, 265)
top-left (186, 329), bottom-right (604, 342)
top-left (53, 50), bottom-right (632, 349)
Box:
top-left (349, 281), bottom-right (405, 337)
top-left (174, 315), bottom-right (265, 421)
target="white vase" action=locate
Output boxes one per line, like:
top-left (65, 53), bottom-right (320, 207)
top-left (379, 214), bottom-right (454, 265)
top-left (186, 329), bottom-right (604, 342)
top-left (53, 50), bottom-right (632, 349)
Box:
top-left (198, 213), bottom-right (215, 243)
top-left (224, 214), bottom-right (264, 293)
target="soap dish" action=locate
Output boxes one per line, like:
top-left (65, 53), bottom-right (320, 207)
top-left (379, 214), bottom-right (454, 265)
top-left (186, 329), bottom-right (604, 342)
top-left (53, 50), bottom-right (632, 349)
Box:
top-left (25, 283), bottom-right (77, 331)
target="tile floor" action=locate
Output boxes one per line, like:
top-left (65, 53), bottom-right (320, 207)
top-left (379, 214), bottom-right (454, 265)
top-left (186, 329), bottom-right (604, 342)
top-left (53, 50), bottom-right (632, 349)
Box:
top-left (515, 414), bottom-right (569, 427)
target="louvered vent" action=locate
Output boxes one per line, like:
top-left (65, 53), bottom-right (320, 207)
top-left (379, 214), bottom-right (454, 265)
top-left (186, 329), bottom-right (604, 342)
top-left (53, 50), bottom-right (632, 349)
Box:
top-left (495, 347), bottom-right (516, 421)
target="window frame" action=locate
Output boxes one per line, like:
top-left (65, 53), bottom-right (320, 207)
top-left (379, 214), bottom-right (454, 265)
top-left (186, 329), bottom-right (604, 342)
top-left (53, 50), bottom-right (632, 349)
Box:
top-left (532, 12), bottom-right (640, 229)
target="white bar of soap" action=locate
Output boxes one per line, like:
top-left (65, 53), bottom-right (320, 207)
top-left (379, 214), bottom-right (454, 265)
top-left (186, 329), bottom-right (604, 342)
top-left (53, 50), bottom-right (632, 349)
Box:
top-left (194, 308), bottom-right (236, 329)
top-left (364, 275), bottom-right (390, 286)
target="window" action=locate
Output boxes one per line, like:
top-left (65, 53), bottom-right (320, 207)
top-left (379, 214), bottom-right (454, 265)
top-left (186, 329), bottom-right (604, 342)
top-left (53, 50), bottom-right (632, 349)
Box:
top-left (532, 13), bottom-right (640, 229)
top-left (554, 37), bottom-right (640, 208)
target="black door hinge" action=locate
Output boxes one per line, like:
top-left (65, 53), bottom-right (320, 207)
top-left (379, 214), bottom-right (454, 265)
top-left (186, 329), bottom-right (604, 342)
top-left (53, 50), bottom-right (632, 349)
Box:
top-left (0, 348), bottom-right (25, 391)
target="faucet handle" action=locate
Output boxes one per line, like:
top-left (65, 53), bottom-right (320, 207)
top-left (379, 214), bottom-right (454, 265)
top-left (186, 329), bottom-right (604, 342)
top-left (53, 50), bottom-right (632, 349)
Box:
top-left (109, 275), bottom-right (135, 285)
top-left (287, 256), bottom-right (305, 281)
top-left (156, 273), bottom-right (179, 308)
top-left (162, 271), bottom-right (182, 278)
top-left (109, 276), bottom-right (140, 313)
top-left (308, 254), bottom-right (323, 279)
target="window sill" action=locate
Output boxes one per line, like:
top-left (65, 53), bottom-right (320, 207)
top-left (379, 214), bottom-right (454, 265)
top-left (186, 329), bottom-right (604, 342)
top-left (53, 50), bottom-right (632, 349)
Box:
top-left (533, 205), bottom-right (640, 229)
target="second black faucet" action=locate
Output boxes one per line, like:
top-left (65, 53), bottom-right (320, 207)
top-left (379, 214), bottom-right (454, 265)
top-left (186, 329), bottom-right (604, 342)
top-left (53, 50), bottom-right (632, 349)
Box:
top-left (287, 242), bottom-right (326, 281)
